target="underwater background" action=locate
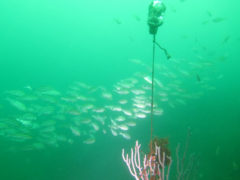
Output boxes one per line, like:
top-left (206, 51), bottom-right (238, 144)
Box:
top-left (0, 0), bottom-right (239, 179)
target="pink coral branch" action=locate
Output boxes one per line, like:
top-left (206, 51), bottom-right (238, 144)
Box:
top-left (122, 140), bottom-right (172, 180)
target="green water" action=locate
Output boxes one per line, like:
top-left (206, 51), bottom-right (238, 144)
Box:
top-left (0, 0), bottom-right (239, 179)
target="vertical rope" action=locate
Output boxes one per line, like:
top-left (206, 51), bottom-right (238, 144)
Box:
top-left (150, 35), bottom-right (156, 155)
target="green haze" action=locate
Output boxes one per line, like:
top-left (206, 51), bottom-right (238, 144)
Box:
top-left (0, 0), bottom-right (239, 180)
